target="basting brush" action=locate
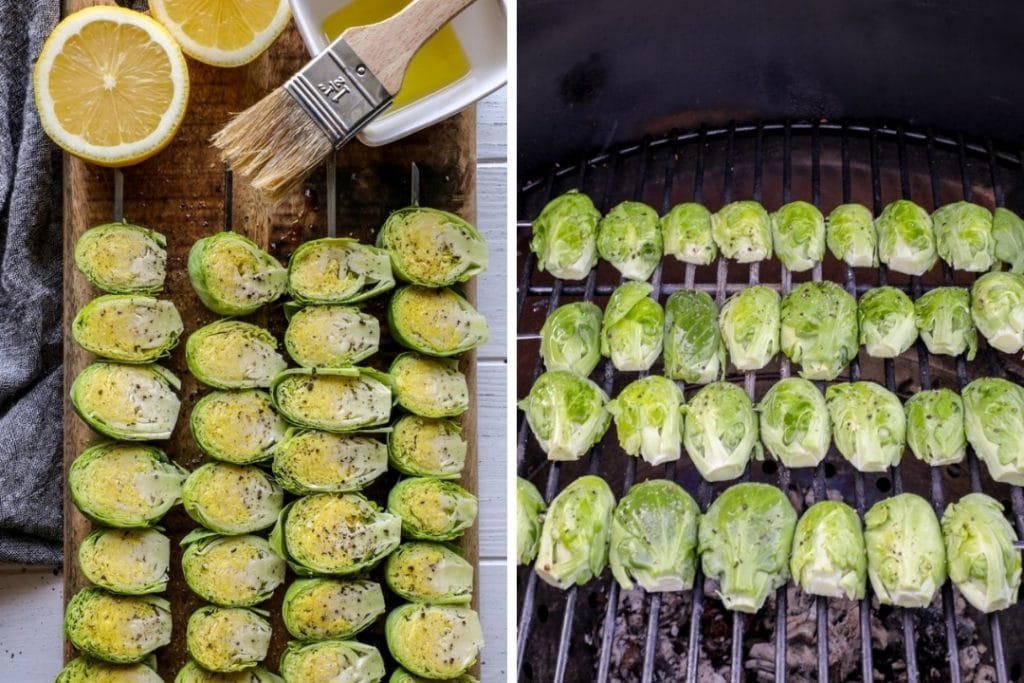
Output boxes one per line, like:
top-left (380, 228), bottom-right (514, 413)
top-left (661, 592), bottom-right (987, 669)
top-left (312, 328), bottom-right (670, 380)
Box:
top-left (212, 0), bottom-right (476, 203)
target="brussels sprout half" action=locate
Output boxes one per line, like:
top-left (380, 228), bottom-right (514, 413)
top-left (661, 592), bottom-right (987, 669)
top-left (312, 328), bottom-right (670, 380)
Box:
top-left (858, 286), bottom-right (918, 358)
top-left (72, 295), bottom-right (183, 363)
top-left (606, 375), bottom-right (684, 466)
top-left (682, 382), bottom-right (762, 482)
top-left (70, 362), bottom-right (181, 441)
top-left (191, 390), bottom-right (288, 464)
top-left (971, 271), bottom-right (1024, 355)
top-left (188, 232), bottom-right (286, 316)
top-left (530, 190), bottom-right (601, 280)
top-left (187, 606), bottom-right (271, 673)
top-left (962, 377), bottom-right (1024, 485)
top-left (271, 367), bottom-right (393, 432)
top-left (388, 286), bottom-right (489, 357)
top-left (600, 281), bottom-right (664, 371)
top-left (386, 605), bottom-right (483, 680)
top-left (596, 201), bottom-right (662, 281)
top-left (711, 200), bottom-right (773, 262)
top-left (273, 429), bottom-right (388, 495)
top-left (288, 238), bottom-right (394, 305)
top-left (174, 661), bottom-right (283, 683)
top-left (388, 415), bottom-right (466, 479)
top-left (780, 281), bottom-right (858, 380)
top-left (875, 199), bottom-right (938, 276)
top-left (771, 201), bottom-right (825, 272)
top-left (74, 222), bottom-right (167, 294)
top-left (718, 285), bottom-right (780, 371)
top-left (78, 528), bottom-right (170, 595)
top-left (663, 290), bottom-right (726, 384)
top-left (864, 493), bottom-right (947, 608)
top-left (181, 532), bottom-right (286, 607)
top-left (826, 203), bottom-right (877, 267)
top-left (57, 657), bottom-right (163, 683)
top-left (662, 202), bottom-right (717, 265)
top-left (280, 640), bottom-right (386, 683)
top-left (389, 670), bottom-right (476, 683)
top-left (539, 302), bottom-right (603, 377)
top-left (391, 353), bottom-right (468, 418)
top-left (757, 377), bottom-right (830, 468)
top-left (942, 493), bottom-right (1022, 613)
top-left (282, 578), bottom-right (385, 641)
top-left (914, 287), bottom-right (977, 359)
top-left (388, 478), bottom-right (478, 541)
top-left (517, 477), bottom-right (546, 565)
top-left (385, 542), bottom-right (474, 604)
top-left (905, 389), bottom-right (966, 466)
top-left (64, 587), bottom-right (171, 664)
top-left (186, 320), bottom-right (287, 390)
top-left (993, 207), bottom-right (1024, 273)
top-left (825, 382), bottom-right (906, 472)
top-left (284, 305), bottom-right (380, 368)
top-left (182, 463), bottom-right (284, 535)
top-left (518, 370), bottom-right (611, 461)
top-left (789, 500), bottom-right (866, 600)
top-left (377, 206), bottom-right (488, 286)
top-left (932, 201), bottom-right (995, 272)
top-left (534, 475), bottom-right (615, 589)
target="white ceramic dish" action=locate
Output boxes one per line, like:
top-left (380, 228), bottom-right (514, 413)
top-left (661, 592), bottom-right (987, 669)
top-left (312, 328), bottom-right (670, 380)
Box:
top-left (290, 0), bottom-right (506, 146)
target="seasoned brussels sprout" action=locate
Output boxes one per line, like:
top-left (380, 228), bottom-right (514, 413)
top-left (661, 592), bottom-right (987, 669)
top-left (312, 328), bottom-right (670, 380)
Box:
top-left (698, 483), bottom-right (797, 613)
top-left (780, 281), bottom-right (858, 380)
top-left (64, 587), bottom-right (171, 663)
top-left (606, 375), bottom-right (684, 465)
top-left (530, 190), bottom-right (601, 280)
top-left (389, 416), bottom-right (466, 479)
top-left (858, 286), bottom-right (918, 358)
top-left (270, 367), bottom-right (393, 432)
top-left (970, 271), bottom-right (1024, 354)
top-left (905, 389), bottom-right (966, 466)
top-left (825, 381), bottom-right (905, 472)
top-left (914, 287), bottom-right (977, 359)
top-left (287, 237), bottom-right (394, 305)
top-left (535, 475), bottom-right (615, 588)
top-left (992, 207), bottom-right (1024, 273)
top-left (826, 203), bottom-right (878, 267)
top-left (517, 477), bottom-right (546, 565)
top-left (391, 353), bottom-right (468, 418)
top-left (596, 200), bottom-right (662, 281)
top-left (386, 605), bottom-right (483, 679)
top-left (662, 202), bottom-right (716, 265)
top-left (932, 201), bottom-right (995, 272)
top-left (942, 493), bottom-right (1022, 613)
top-left (72, 295), bottom-right (183, 363)
top-left (70, 362), bottom-right (181, 441)
top-left (718, 285), bottom-right (780, 371)
top-left (600, 281), bottom-right (664, 371)
top-left (191, 390), bottom-right (287, 464)
top-left (388, 286), bottom-right (489, 357)
top-left (182, 463), bottom-right (284, 535)
top-left (181, 532), bottom-right (286, 606)
top-left (280, 640), bottom-right (386, 683)
top-left (875, 199), bottom-right (938, 275)
top-left (188, 232), bottom-right (286, 316)
top-left (284, 305), bottom-right (379, 368)
top-left (864, 493), bottom-right (946, 607)
top-left (377, 206), bottom-right (488, 286)
top-left (389, 670), bottom-right (475, 683)
top-left (187, 606), bottom-right (271, 672)
top-left (283, 578), bottom-right (385, 641)
top-left (57, 657), bottom-right (162, 683)
top-left (74, 222), bottom-right (166, 294)
top-left (711, 200), bottom-right (773, 262)
top-left (683, 382), bottom-right (762, 481)
top-left (69, 443), bottom-right (186, 527)
top-left (771, 201), bottom-right (826, 271)
top-left (609, 480), bottom-right (699, 592)
top-left (962, 377), bottom-right (1024, 485)
top-left (539, 302), bottom-right (603, 377)
top-left (174, 661), bottom-right (283, 683)
top-left (385, 542), bottom-right (473, 604)
top-left (78, 528), bottom-right (170, 595)
top-left (186, 320), bottom-right (287, 390)
top-left (789, 500), bottom-right (866, 600)
top-left (274, 430), bottom-right (388, 494)
top-left (757, 377), bottom-right (830, 468)
top-left (663, 290), bottom-right (726, 384)
top-left (518, 370), bottom-right (610, 461)
top-left (388, 478), bottom-right (478, 541)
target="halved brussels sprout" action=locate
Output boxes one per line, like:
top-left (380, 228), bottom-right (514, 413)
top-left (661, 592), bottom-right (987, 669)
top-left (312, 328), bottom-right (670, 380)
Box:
top-left (682, 382), bottom-right (762, 482)
top-left (388, 478), bottom-right (478, 541)
top-left (535, 475), bottom-right (615, 589)
top-left (914, 286), bottom-right (977, 359)
top-left (933, 201), bottom-right (995, 272)
top-left (718, 285), bottom-right (780, 371)
top-left (377, 206), bottom-right (489, 286)
top-left (391, 353), bottom-right (468, 418)
top-left (274, 429), bottom-right (388, 494)
top-left (606, 375), bottom-right (684, 465)
top-left (389, 286), bottom-right (489, 357)
top-left (386, 605), bottom-right (483, 679)
top-left (905, 388), bottom-right (966, 466)
top-left (191, 390), bottom-right (287, 464)
top-left (64, 588), bottom-right (171, 663)
top-left (970, 271), bottom-right (1024, 354)
top-left (270, 367), bottom-right (393, 432)
top-left (530, 190), bottom-right (601, 280)
top-left (518, 370), bottom-right (610, 461)
top-left (858, 286), bottom-right (918, 358)
top-left (993, 207), bottom-right (1024, 273)
top-left (72, 295), bottom-right (183, 363)
top-left (270, 493), bottom-right (401, 575)
top-left (282, 578), bottom-right (385, 641)
top-left (962, 377), bottom-right (1024, 485)
top-left (539, 302), bottom-right (603, 377)
top-left (389, 670), bottom-right (476, 683)
top-left (385, 542), bottom-right (474, 604)
top-left (517, 477), bottom-right (546, 565)
top-left (942, 493), bottom-right (1022, 613)
top-left (825, 381), bottom-right (905, 472)
top-left (662, 202), bottom-right (716, 265)
top-left (288, 238), bottom-right (394, 305)
top-left (600, 280), bottom-right (664, 371)
top-left (70, 362), bottom-right (181, 441)
top-left (186, 320), bottom-right (287, 390)
top-left (864, 493), bottom-right (946, 608)
top-left (188, 232), bottom-right (286, 316)
top-left (596, 201), bottom-right (662, 281)
top-left (74, 222), bottom-right (167, 294)
top-left (771, 201), bottom-right (825, 272)
top-left (757, 377), bottom-right (830, 468)
top-left (187, 606), bottom-right (271, 672)
top-left (711, 200), bottom-right (773, 263)
top-left (182, 463), bottom-right (284, 534)
top-left (388, 415), bottom-right (466, 479)
top-left (174, 661), bottom-right (283, 683)
top-left (875, 199), bottom-right (938, 276)
top-left (284, 305), bottom-right (380, 368)
top-left (826, 203), bottom-right (877, 267)
top-left (78, 528), bottom-right (170, 595)
top-left (57, 657), bottom-right (162, 683)
top-left (789, 500), bottom-right (866, 600)
top-left (181, 532), bottom-right (286, 607)
top-left (780, 281), bottom-right (858, 380)
top-left (69, 443), bottom-right (187, 527)
top-left (280, 640), bottom-right (386, 683)
top-left (663, 290), bottom-right (725, 384)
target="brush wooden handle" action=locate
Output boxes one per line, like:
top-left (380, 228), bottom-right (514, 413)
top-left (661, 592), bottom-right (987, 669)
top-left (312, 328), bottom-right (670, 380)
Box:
top-left (342, 0), bottom-right (477, 95)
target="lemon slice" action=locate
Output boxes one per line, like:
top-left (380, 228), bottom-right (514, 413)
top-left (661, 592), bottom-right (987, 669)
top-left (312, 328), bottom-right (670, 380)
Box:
top-left (149, 0), bottom-right (292, 68)
top-left (33, 6), bottom-right (189, 168)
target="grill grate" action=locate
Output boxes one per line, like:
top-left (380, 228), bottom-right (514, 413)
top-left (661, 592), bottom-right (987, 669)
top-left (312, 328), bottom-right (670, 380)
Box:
top-left (516, 121), bottom-right (1024, 683)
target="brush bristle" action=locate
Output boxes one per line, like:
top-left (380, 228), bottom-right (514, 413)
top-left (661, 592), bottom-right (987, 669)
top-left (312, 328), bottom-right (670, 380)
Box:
top-left (211, 88), bottom-right (334, 204)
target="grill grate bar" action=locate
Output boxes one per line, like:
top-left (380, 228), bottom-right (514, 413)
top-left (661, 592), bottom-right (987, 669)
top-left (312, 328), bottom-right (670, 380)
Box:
top-left (520, 279), bottom-right (975, 298)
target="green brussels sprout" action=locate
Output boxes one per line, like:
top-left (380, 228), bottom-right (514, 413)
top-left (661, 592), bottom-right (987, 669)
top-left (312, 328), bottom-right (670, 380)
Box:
top-left (517, 477), bottom-right (546, 565)
top-left (914, 287), bottom-right (977, 359)
top-left (539, 302), bottom-right (603, 377)
top-left (389, 670), bottom-right (475, 683)
top-left (606, 375), bottom-right (684, 465)
top-left (269, 493), bottom-right (400, 576)
top-left (970, 271), bottom-right (1024, 354)
top-left (534, 475), bottom-right (615, 588)
top-left (270, 367), bottom-right (393, 432)
top-left (386, 605), bottom-right (483, 679)
top-left (385, 542), bottom-right (473, 604)
top-left (770, 200), bottom-right (826, 272)
top-left (388, 478), bottom-right (478, 541)
top-left (78, 528), bottom-right (170, 595)
top-left (942, 493), bottom-right (1022, 613)
top-left (390, 353), bottom-right (468, 418)
top-left (190, 390), bottom-right (287, 464)
top-left (273, 429), bottom-right (388, 495)
top-left (377, 206), bottom-right (488, 287)
top-left (682, 382), bottom-right (762, 481)
top-left (181, 531), bottom-right (286, 606)
top-left (711, 200), bottom-right (773, 263)
top-left (904, 388), bottom-right (966, 466)
top-left (287, 237), bottom-right (394, 305)
top-left (858, 286), bottom-right (918, 358)
top-left (962, 377), bottom-right (1024, 485)
top-left (932, 201), bottom-right (995, 272)
top-left (698, 482), bottom-right (797, 613)
top-left (72, 295), bottom-right (183, 363)
top-left (718, 285), bottom-right (780, 371)
top-left (284, 305), bottom-right (380, 368)
top-left (280, 640), bottom-right (386, 683)
top-left (757, 377), bottom-right (831, 468)
top-left (600, 281), bottom-right (664, 371)
top-left (864, 493), bottom-right (947, 608)
top-left (74, 222), bottom-right (167, 294)
top-left (388, 416), bottom-right (466, 479)
top-left (663, 290), bottom-right (726, 384)
top-left (518, 370), bottom-right (611, 461)
top-left (187, 606), bottom-right (271, 672)
top-left (70, 362), bottom-right (181, 441)
top-left (875, 199), bottom-right (938, 276)
top-left (609, 479), bottom-right (699, 592)
top-left (826, 203), bottom-right (878, 267)
top-left (789, 500), bottom-right (866, 600)
top-left (780, 281), bottom-right (859, 380)
top-left (596, 200), bottom-right (662, 281)
top-left (174, 661), bottom-right (283, 683)
top-left (188, 232), bottom-right (286, 316)
top-left (69, 443), bottom-right (187, 527)
top-left (825, 381), bottom-right (906, 472)
top-left (186, 320), bottom-right (287, 390)
top-left (662, 202), bottom-right (716, 265)
top-left (57, 657), bottom-right (162, 683)
top-left (992, 207), bottom-right (1024, 273)
top-left (388, 286), bottom-right (489, 357)
top-left (530, 190), bottom-right (601, 280)
top-left (64, 588), bottom-right (171, 663)
top-left (182, 462), bottom-right (284, 535)
top-left (282, 578), bottom-right (385, 641)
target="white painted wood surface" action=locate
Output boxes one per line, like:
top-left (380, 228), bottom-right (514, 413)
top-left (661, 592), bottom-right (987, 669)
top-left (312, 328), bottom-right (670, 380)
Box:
top-left (0, 88), bottom-right (508, 682)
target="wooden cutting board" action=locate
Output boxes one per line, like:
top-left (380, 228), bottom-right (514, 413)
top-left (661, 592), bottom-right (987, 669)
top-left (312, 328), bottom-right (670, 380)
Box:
top-left (61, 2), bottom-right (479, 676)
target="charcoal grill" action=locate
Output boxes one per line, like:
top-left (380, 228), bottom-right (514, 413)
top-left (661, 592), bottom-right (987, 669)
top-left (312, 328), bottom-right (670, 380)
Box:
top-left (516, 121), bottom-right (1024, 683)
